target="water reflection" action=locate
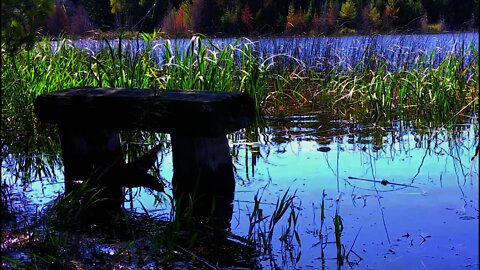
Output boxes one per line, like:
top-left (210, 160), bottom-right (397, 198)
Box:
top-left (2, 114), bottom-right (478, 268)
top-left (229, 114), bottom-right (478, 269)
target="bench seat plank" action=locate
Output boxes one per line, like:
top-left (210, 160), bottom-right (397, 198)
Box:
top-left (34, 87), bottom-right (255, 136)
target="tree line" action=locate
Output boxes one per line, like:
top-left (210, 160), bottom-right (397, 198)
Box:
top-left (2, 0), bottom-right (479, 44)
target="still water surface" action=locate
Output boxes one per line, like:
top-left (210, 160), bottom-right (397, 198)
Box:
top-left (3, 113), bottom-right (477, 269)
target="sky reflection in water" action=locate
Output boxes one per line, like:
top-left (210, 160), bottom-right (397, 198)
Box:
top-left (2, 117), bottom-right (478, 269)
top-left (129, 117), bottom-right (478, 269)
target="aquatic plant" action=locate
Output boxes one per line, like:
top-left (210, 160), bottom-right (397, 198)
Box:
top-left (268, 189), bottom-right (297, 243)
top-left (245, 187), bottom-right (301, 267)
top-left (333, 207), bottom-right (345, 266)
top-left (48, 179), bottom-right (109, 227)
top-left (2, 34), bottom-right (478, 127)
top-left (154, 35), bottom-right (298, 112)
top-left (307, 39), bottom-right (479, 123)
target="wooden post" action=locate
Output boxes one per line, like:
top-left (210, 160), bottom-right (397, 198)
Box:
top-left (58, 126), bottom-right (124, 221)
top-left (171, 134), bottom-right (235, 225)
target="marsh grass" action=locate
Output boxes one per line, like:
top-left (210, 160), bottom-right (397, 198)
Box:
top-left (244, 188), bottom-right (367, 268)
top-left (245, 188), bottom-right (301, 267)
top-left (2, 34), bottom-right (478, 127)
top-left (2, 123), bottom-right (62, 182)
top-left (1, 33), bottom-right (478, 267)
top-left (308, 190), bottom-right (364, 268)
top-left (156, 35), bottom-right (301, 112)
top-left (333, 208), bottom-right (345, 266)
top-left (308, 41), bottom-right (479, 123)
top-left (48, 179), bottom-right (109, 227)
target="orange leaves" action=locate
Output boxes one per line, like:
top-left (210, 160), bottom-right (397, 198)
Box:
top-left (241, 3), bottom-right (253, 32)
top-left (161, 1), bottom-right (191, 35)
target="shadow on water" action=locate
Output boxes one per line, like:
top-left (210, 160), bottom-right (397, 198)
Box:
top-left (1, 122), bottom-right (260, 269)
top-left (2, 110), bottom-right (479, 269)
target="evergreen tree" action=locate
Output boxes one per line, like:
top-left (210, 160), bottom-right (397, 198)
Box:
top-left (340, 0), bottom-right (357, 28)
top-left (445, 0), bottom-right (476, 29)
top-left (397, 0), bottom-right (423, 30)
top-left (368, 0), bottom-right (381, 29)
top-left (382, 0), bottom-right (399, 30)
top-left (81, 0), bottom-right (114, 29)
top-left (325, 0), bottom-right (340, 34)
top-left (6, 0), bottom-right (476, 37)
top-left (304, 0), bottom-right (315, 26)
top-left (421, 0), bottom-right (447, 24)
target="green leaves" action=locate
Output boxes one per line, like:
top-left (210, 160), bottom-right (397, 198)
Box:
top-left (2, 34), bottom-right (477, 128)
top-left (1, 0), bottom-right (53, 54)
top-left (340, 0), bottom-right (356, 23)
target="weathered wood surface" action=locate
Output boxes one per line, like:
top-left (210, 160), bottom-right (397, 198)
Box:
top-left (171, 135), bottom-right (235, 223)
top-left (34, 87), bottom-right (255, 136)
top-left (34, 87), bottom-right (256, 225)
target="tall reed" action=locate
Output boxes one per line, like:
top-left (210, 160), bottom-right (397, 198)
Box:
top-left (2, 34), bottom-right (477, 127)
top-left (309, 41), bottom-right (478, 123)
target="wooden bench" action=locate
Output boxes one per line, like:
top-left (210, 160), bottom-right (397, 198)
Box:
top-left (34, 87), bottom-right (255, 223)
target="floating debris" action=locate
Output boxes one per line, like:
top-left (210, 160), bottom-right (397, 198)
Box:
top-left (347, 177), bottom-right (419, 188)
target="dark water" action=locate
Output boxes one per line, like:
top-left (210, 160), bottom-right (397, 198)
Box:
top-left (2, 113), bottom-right (478, 269)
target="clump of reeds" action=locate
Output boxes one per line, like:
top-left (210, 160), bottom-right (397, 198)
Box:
top-left (307, 40), bottom-right (478, 123)
top-left (246, 188), bottom-right (301, 267)
top-left (2, 34), bottom-right (477, 127)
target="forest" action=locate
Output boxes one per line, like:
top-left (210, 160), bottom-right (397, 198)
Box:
top-left (2, 0), bottom-right (479, 43)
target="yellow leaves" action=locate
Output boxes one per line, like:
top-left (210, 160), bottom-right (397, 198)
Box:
top-left (109, 0), bottom-right (125, 14)
top-left (340, 0), bottom-right (357, 22)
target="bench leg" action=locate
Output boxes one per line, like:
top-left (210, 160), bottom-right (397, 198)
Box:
top-left (171, 135), bottom-right (235, 225)
top-left (58, 126), bottom-right (124, 221)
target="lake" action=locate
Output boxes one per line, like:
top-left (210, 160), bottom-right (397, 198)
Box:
top-left (2, 32), bottom-right (479, 269)
top-left (2, 112), bottom-right (478, 269)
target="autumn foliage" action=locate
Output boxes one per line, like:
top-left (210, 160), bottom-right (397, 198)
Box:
top-left (241, 3), bottom-right (253, 32)
top-left (12, 0), bottom-right (479, 38)
top-left (47, 5), bottom-right (69, 35)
